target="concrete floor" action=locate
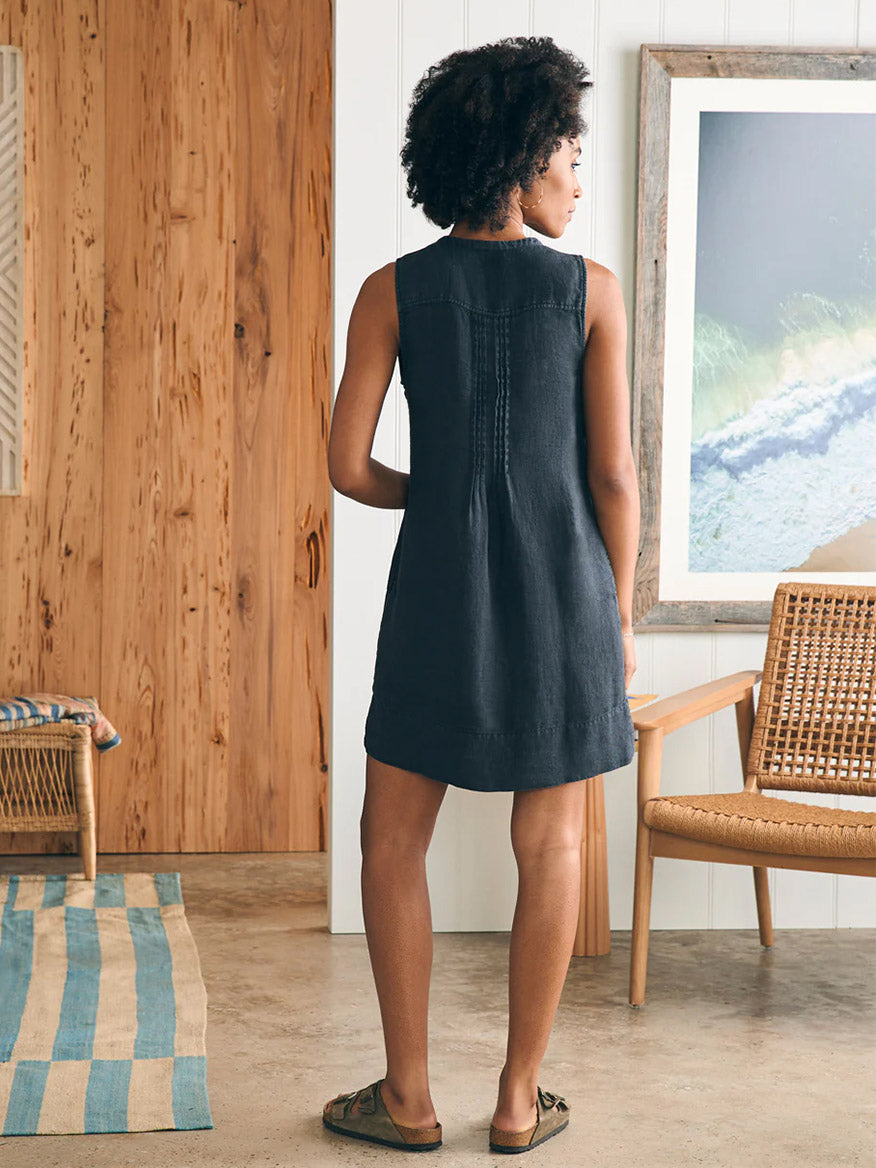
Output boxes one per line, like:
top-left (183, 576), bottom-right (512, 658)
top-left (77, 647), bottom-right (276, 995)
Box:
top-left (0, 852), bottom-right (873, 1167)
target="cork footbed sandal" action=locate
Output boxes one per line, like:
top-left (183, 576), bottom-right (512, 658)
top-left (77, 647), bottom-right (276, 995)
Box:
top-left (322, 1078), bottom-right (443, 1151)
top-left (489, 1086), bottom-right (570, 1153)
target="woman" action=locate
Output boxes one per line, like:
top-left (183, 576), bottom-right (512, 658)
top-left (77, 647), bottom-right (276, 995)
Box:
top-left (324, 36), bottom-right (640, 1154)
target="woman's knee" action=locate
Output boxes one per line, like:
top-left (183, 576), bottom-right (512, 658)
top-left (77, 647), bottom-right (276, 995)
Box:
top-left (510, 824), bottom-right (582, 867)
top-left (509, 790), bottom-right (586, 864)
top-left (359, 809), bottom-right (429, 862)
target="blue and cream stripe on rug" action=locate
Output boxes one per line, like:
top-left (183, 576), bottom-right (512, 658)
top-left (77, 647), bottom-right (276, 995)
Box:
top-left (0, 873), bottom-right (213, 1135)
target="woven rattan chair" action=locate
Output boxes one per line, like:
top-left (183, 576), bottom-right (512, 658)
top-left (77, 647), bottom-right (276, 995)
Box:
top-left (0, 722), bottom-right (96, 879)
top-left (629, 581), bottom-right (876, 1007)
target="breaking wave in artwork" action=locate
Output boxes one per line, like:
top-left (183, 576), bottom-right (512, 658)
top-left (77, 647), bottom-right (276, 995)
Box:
top-left (688, 306), bottom-right (876, 572)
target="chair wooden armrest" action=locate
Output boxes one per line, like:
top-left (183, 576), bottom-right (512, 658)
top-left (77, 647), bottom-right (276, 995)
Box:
top-left (632, 669), bottom-right (762, 806)
top-left (631, 670), bottom-right (762, 735)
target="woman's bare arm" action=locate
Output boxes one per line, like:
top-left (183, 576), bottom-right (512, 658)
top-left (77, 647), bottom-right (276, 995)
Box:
top-left (581, 260), bottom-right (641, 634)
top-left (327, 263), bottom-right (409, 509)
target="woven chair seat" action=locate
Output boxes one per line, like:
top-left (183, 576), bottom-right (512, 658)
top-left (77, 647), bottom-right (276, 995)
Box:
top-left (643, 792), bottom-right (876, 859)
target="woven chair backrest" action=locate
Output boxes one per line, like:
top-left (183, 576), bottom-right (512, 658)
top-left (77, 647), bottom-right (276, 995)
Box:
top-left (747, 582), bottom-right (876, 797)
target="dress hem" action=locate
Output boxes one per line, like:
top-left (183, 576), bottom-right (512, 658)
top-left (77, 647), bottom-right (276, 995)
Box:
top-left (363, 694), bottom-right (636, 793)
top-left (366, 692), bottom-right (631, 738)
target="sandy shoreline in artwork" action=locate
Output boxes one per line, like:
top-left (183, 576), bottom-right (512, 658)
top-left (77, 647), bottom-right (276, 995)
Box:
top-left (789, 516), bottom-right (876, 571)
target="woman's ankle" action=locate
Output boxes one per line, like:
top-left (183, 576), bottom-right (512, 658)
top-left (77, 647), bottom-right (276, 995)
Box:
top-left (382, 1075), bottom-right (433, 1107)
top-left (498, 1061), bottom-right (539, 1097)
top-left (380, 1077), bottom-right (437, 1126)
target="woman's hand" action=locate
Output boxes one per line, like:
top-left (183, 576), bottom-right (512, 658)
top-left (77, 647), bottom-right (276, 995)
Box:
top-left (622, 634), bottom-right (637, 689)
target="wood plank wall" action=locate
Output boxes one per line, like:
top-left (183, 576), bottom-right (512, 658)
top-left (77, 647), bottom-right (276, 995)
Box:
top-left (0, 0), bottom-right (331, 854)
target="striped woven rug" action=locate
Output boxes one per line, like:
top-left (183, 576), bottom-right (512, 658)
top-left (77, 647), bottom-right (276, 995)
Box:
top-left (0, 872), bottom-right (213, 1135)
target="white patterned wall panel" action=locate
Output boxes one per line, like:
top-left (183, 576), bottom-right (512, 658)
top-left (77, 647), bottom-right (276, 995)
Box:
top-left (0, 46), bottom-right (23, 496)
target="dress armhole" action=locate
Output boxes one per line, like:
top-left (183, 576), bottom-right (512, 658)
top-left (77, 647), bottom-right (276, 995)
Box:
top-left (579, 255), bottom-right (589, 348)
top-left (394, 257), bottom-right (406, 386)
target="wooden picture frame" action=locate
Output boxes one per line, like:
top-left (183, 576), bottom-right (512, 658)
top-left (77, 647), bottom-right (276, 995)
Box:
top-left (632, 45), bottom-right (876, 632)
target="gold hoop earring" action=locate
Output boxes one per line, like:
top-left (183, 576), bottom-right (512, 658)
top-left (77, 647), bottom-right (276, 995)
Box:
top-left (516, 179), bottom-right (544, 209)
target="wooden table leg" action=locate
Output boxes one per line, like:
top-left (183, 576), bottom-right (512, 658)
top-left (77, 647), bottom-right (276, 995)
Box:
top-left (570, 697), bottom-right (655, 958)
top-left (573, 773), bottom-right (610, 956)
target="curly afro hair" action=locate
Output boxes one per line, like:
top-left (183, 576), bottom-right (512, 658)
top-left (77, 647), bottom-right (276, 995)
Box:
top-left (399, 36), bottom-right (592, 233)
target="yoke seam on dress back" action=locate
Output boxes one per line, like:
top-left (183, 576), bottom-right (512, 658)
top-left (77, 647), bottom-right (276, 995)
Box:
top-left (397, 297), bottom-right (583, 315)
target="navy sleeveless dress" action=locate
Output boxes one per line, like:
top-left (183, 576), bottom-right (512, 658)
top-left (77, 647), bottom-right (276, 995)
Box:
top-left (363, 232), bottom-right (635, 792)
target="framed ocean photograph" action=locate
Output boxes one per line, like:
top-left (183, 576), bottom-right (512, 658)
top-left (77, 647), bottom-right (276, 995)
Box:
top-left (633, 46), bottom-right (876, 630)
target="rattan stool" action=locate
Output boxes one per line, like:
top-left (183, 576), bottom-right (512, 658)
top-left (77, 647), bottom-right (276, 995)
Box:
top-left (0, 722), bottom-right (96, 879)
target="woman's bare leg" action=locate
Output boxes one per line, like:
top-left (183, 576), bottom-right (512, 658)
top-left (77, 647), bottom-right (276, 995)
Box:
top-left (358, 753), bottom-right (448, 1127)
top-left (491, 778), bottom-right (589, 1132)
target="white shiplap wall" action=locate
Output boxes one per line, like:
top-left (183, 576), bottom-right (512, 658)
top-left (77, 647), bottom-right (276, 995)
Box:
top-left (330, 0), bottom-right (876, 933)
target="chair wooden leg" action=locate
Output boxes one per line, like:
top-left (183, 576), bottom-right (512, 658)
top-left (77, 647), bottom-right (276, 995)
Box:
top-left (630, 726), bottom-right (663, 1007)
top-left (753, 866), bottom-right (773, 946)
top-left (79, 825), bottom-right (97, 881)
top-left (629, 819), bottom-right (654, 1007)
top-left (72, 732), bottom-right (97, 881)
